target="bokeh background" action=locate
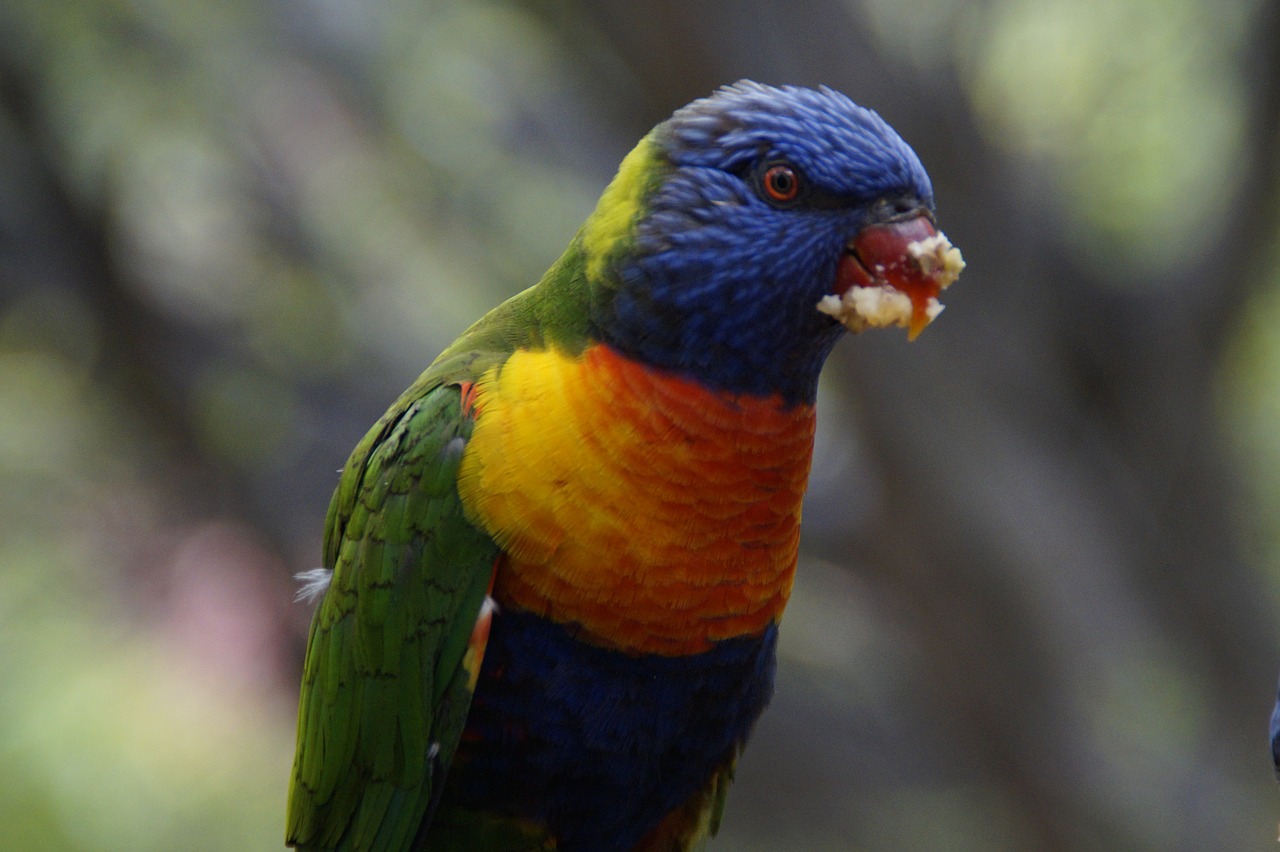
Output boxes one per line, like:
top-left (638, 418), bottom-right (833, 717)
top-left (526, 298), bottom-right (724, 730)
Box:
top-left (2, 0), bottom-right (1279, 849)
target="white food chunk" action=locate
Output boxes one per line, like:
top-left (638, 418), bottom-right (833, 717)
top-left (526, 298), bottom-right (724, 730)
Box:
top-left (908, 231), bottom-right (965, 289)
top-left (816, 287), bottom-right (943, 333)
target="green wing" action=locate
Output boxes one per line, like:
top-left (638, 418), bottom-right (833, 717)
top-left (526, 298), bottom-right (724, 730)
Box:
top-left (286, 378), bottom-right (500, 851)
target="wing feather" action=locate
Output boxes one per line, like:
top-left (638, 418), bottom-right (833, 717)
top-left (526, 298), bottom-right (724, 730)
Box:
top-left (287, 382), bottom-right (499, 851)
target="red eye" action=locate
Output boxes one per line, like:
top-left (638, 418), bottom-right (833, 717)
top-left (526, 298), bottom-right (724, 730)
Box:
top-left (762, 164), bottom-right (800, 203)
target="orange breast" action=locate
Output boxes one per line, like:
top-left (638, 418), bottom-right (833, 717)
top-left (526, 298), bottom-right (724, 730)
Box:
top-left (457, 344), bottom-right (816, 656)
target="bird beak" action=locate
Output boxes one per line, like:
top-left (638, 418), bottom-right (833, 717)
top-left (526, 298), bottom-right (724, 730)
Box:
top-left (821, 214), bottom-right (965, 341)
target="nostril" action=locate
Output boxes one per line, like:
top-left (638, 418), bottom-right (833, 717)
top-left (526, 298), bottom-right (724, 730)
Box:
top-left (871, 195), bottom-right (924, 223)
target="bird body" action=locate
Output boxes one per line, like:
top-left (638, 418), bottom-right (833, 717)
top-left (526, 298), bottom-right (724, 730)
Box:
top-left (288, 81), bottom-right (962, 851)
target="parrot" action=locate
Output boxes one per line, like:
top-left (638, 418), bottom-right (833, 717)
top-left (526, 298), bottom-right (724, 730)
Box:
top-left (1271, 678), bottom-right (1280, 778)
top-left (286, 81), bottom-right (964, 851)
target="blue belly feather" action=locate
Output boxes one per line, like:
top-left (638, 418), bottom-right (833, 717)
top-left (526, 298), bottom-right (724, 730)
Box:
top-left (439, 607), bottom-right (777, 851)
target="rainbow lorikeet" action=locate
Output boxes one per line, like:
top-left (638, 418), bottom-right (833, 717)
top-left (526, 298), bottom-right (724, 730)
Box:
top-left (286, 81), bottom-right (964, 851)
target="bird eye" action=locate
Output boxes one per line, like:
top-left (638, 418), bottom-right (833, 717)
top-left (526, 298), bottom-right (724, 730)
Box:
top-left (761, 163), bottom-right (800, 204)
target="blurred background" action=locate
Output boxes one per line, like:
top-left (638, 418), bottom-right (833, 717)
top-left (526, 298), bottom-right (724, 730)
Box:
top-left (1, 0), bottom-right (1278, 849)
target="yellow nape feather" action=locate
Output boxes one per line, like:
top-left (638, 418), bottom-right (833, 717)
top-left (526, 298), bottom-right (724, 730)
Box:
top-left (579, 137), bottom-right (662, 282)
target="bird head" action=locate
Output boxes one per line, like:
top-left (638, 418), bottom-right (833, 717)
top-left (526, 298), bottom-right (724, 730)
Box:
top-left (580, 81), bottom-right (963, 405)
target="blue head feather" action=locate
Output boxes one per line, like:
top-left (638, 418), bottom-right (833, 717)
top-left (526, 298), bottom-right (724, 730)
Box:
top-left (590, 81), bottom-right (937, 405)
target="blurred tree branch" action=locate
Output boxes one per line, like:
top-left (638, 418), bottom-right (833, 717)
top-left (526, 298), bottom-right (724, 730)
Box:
top-left (842, 4), bottom-right (1280, 849)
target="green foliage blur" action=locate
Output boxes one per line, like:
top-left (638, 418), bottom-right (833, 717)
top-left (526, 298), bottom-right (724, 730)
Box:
top-left (1, 0), bottom-right (1277, 849)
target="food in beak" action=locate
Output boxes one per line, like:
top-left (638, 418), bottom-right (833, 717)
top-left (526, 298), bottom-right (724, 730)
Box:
top-left (817, 216), bottom-right (964, 341)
